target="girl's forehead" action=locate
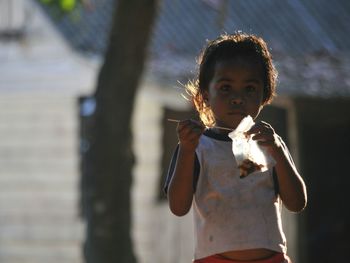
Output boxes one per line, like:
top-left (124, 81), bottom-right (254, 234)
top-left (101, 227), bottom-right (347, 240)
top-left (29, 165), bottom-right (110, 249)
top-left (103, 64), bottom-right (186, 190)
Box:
top-left (216, 55), bottom-right (262, 68)
top-left (213, 58), bottom-right (264, 78)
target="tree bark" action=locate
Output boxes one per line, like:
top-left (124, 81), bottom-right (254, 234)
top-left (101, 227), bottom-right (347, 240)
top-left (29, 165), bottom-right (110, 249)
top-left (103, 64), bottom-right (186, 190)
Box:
top-left (83, 1), bottom-right (158, 262)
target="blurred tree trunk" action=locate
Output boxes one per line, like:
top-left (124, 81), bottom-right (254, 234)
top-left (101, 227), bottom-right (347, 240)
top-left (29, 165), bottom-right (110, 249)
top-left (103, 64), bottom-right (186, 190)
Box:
top-left (83, 0), bottom-right (158, 262)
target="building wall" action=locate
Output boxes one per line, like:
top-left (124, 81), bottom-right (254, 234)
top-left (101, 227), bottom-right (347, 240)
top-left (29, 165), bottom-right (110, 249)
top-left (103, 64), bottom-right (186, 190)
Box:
top-left (0, 2), bottom-right (96, 262)
top-left (0, 94), bottom-right (84, 263)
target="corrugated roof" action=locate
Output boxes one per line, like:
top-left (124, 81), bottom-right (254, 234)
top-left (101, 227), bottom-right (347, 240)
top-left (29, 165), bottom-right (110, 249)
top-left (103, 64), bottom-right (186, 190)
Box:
top-left (37, 0), bottom-right (350, 97)
top-left (38, 0), bottom-right (350, 56)
top-left (276, 52), bottom-right (350, 97)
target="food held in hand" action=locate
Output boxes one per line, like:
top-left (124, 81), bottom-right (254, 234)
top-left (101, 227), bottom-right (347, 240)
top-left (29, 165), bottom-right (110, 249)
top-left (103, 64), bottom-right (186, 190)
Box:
top-left (238, 159), bottom-right (264, 178)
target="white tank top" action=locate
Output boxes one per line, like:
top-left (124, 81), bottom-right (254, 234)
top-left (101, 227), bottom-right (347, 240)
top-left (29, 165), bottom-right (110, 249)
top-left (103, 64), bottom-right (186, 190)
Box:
top-left (193, 131), bottom-right (286, 260)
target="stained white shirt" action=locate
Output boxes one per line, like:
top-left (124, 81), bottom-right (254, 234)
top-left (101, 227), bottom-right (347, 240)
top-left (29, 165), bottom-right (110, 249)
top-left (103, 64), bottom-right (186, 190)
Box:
top-left (193, 132), bottom-right (286, 260)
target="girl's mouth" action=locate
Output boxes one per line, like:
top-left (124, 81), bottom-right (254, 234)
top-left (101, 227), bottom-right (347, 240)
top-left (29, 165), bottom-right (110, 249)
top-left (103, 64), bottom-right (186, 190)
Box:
top-left (228, 110), bottom-right (245, 116)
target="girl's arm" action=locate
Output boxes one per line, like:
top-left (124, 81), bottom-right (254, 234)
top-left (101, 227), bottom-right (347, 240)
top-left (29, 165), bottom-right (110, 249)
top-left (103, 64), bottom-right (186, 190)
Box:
top-left (248, 121), bottom-right (307, 212)
top-left (167, 120), bottom-right (204, 216)
top-left (270, 138), bottom-right (307, 212)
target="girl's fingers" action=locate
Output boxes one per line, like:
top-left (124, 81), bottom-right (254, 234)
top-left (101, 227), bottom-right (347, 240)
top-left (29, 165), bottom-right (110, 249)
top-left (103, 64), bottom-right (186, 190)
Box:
top-left (247, 121), bottom-right (273, 134)
top-left (248, 121), bottom-right (275, 138)
top-left (178, 119), bottom-right (204, 131)
top-left (252, 132), bottom-right (273, 141)
top-left (177, 119), bottom-right (205, 140)
top-left (247, 121), bottom-right (280, 149)
top-left (177, 119), bottom-right (190, 131)
top-left (256, 140), bottom-right (275, 146)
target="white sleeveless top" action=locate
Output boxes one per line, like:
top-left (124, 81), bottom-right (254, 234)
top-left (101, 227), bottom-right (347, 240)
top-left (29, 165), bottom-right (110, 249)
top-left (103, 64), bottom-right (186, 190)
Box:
top-left (193, 131), bottom-right (286, 260)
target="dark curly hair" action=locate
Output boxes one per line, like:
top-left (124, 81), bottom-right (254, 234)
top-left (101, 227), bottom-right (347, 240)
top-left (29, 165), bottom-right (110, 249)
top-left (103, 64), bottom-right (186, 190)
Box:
top-left (186, 33), bottom-right (278, 126)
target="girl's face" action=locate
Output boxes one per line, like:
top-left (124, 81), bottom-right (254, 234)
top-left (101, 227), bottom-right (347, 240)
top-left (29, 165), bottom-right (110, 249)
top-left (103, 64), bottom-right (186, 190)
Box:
top-left (204, 57), bottom-right (265, 131)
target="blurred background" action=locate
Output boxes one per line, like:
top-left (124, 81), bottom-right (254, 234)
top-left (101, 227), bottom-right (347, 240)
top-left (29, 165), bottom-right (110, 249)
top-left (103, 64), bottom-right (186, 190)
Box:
top-left (0, 0), bottom-right (349, 262)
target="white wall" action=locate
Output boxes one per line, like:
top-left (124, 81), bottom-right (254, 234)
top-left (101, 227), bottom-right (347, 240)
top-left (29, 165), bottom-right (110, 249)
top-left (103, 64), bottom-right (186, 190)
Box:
top-left (0, 1), bottom-right (96, 262)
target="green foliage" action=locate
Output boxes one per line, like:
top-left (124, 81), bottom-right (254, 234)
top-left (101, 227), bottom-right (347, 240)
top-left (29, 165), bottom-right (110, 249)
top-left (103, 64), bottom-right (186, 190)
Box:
top-left (38, 0), bottom-right (80, 13)
top-left (37, 0), bottom-right (84, 21)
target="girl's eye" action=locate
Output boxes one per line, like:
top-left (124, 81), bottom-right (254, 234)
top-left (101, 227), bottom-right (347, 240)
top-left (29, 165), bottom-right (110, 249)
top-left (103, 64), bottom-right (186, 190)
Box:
top-left (245, 86), bottom-right (256, 93)
top-left (219, 85), bottom-right (230, 92)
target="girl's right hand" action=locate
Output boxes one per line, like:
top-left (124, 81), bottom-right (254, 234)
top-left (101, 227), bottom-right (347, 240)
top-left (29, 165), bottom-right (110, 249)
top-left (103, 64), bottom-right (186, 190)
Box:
top-left (177, 119), bottom-right (205, 152)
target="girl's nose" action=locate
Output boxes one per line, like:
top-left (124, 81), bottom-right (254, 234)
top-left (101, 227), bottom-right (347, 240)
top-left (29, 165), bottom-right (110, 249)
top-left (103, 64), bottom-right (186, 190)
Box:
top-left (230, 96), bottom-right (244, 105)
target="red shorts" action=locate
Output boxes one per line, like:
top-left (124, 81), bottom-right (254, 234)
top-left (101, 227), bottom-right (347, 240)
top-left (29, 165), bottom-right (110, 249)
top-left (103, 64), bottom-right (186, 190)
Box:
top-left (193, 253), bottom-right (291, 263)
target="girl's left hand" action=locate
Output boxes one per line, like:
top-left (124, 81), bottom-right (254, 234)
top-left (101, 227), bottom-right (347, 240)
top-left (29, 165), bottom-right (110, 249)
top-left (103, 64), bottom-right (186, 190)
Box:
top-left (246, 121), bottom-right (282, 154)
top-left (248, 122), bottom-right (307, 212)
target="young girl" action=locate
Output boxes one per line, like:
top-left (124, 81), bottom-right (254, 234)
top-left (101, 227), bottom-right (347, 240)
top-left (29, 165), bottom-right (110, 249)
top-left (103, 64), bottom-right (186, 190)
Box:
top-left (164, 33), bottom-right (307, 263)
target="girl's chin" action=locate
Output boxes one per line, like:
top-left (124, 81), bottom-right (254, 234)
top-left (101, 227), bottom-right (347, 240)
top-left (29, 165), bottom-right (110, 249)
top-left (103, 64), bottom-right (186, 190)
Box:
top-left (215, 115), bottom-right (248, 131)
top-left (214, 122), bottom-right (240, 133)
top-left (228, 116), bottom-right (246, 128)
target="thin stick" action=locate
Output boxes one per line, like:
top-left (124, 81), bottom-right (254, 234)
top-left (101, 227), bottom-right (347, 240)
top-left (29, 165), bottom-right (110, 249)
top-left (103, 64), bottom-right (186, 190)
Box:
top-left (167, 118), bottom-right (181, 123)
top-left (167, 118), bottom-right (233, 131)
